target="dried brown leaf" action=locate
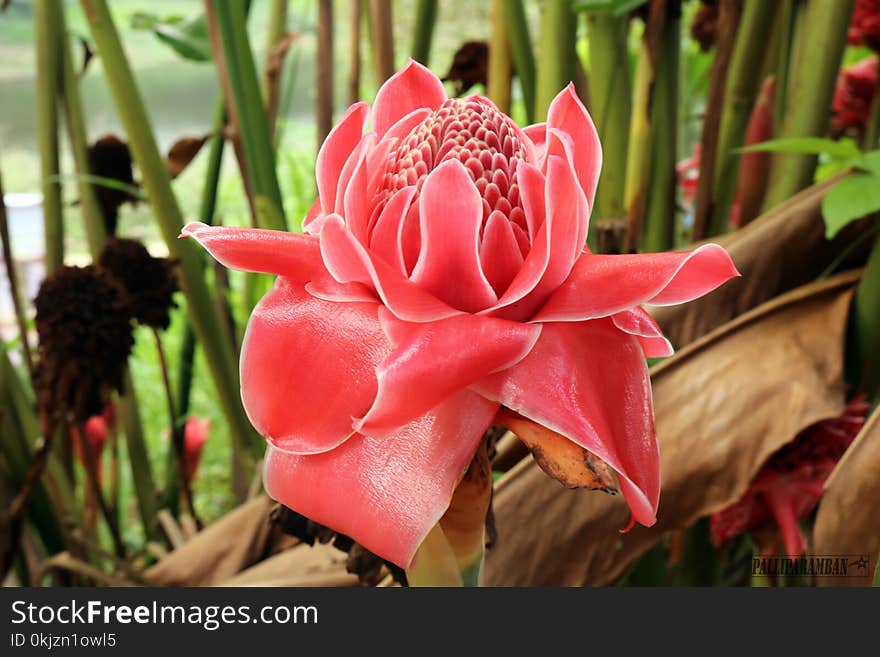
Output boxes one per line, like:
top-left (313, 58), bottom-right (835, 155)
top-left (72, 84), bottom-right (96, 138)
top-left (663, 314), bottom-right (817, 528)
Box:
top-left (164, 134), bottom-right (211, 179)
top-left (812, 406), bottom-right (880, 587)
top-left (652, 175), bottom-right (872, 347)
top-left (146, 496), bottom-right (291, 586)
top-left (483, 271), bottom-right (859, 586)
top-left (219, 542), bottom-right (356, 587)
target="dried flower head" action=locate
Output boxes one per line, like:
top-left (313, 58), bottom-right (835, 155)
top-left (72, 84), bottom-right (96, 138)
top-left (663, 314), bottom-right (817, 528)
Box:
top-left (442, 41), bottom-right (489, 97)
top-left (87, 134), bottom-right (138, 236)
top-left (98, 237), bottom-right (179, 330)
top-left (32, 265), bottom-right (134, 424)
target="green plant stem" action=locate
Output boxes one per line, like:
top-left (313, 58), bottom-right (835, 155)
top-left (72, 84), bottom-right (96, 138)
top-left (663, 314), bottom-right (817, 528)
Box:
top-left (773, 0), bottom-right (795, 133)
top-left (487, 0), bottom-right (512, 114)
top-left (204, 0), bottom-right (287, 232)
top-left (369, 0), bottom-right (395, 84)
top-left (535, 0), bottom-right (576, 120)
top-left (850, 235), bottom-right (880, 400)
top-left (642, 2), bottom-right (679, 252)
top-left (261, 0), bottom-right (288, 139)
top-left (624, 38), bottom-right (653, 251)
top-left (58, 5), bottom-right (157, 538)
top-left (864, 78), bottom-right (880, 151)
top-left (709, 0), bottom-right (779, 236)
top-left (81, 0), bottom-right (262, 468)
top-left (410, 0), bottom-right (437, 65)
top-left (76, 421), bottom-right (126, 558)
top-left (761, 0), bottom-right (855, 212)
top-left (34, 0), bottom-right (64, 273)
top-left (0, 170), bottom-right (34, 376)
top-left (587, 13), bottom-right (631, 223)
top-left (691, 0), bottom-right (741, 241)
top-left (502, 0), bottom-right (536, 123)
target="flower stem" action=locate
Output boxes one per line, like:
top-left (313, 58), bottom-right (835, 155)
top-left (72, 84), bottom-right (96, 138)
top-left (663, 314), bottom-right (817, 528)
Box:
top-left (76, 421), bottom-right (126, 558)
top-left (410, 0), bottom-right (438, 66)
top-left (624, 40), bottom-right (653, 252)
top-left (761, 0), bottom-right (855, 212)
top-left (34, 0), bottom-right (64, 274)
top-left (316, 0), bottom-right (334, 146)
top-left (348, 0), bottom-right (363, 105)
top-left (502, 0), bottom-right (536, 123)
top-left (406, 524), bottom-right (464, 587)
top-left (81, 0), bottom-right (262, 467)
top-left (261, 0), bottom-right (288, 140)
top-left (850, 234), bottom-right (880, 401)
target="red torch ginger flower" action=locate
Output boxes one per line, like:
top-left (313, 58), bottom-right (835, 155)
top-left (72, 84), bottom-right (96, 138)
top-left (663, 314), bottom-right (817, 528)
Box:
top-left (183, 416), bottom-right (210, 484)
top-left (849, 0), bottom-right (880, 51)
top-left (831, 56), bottom-right (879, 138)
top-left (182, 62), bottom-right (739, 569)
top-left (710, 396), bottom-right (870, 557)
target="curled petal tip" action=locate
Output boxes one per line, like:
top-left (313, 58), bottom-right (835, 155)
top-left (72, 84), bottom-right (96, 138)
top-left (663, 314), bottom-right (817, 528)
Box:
top-left (180, 221), bottom-right (208, 239)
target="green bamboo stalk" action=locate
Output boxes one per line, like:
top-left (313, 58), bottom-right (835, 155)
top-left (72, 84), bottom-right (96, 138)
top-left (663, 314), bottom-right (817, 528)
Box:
top-left (850, 235), bottom-right (880, 401)
top-left (80, 0), bottom-right (262, 466)
top-left (624, 42), bottom-right (653, 251)
top-left (411, 0), bottom-right (438, 66)
top-left (773, 0), bottom-right (795, 133)
top-left (691, 0), bottom-right (741, 241)
top-left (535, 0), bottom-right (577, 120)
top-left (642, 3), bottom-right (679, 252)
top-left (709, 0), bottom-right (779, 236)
top-left (58, 5), bottom-right (157, 537)
top-left (587, 13), bottom-right (631, 223)
top-left (34, 0), bottom-right (64, 273)
top-left (502, 0), bottom-right (536, 123)
top-left (369, 0), bottom-right (395, 84)
top-left (863, 79), bottom-right (880, 151)
top-left (205, 0), bottom-right (287, 232)
top-left (261, 0), bottom-right (289, 140)
top-left (761, 0), bottom-right (855, 212)
top-left (348, 0), bottom-right (362, 105)
top-left (487, 0), bottom-right (512, 114)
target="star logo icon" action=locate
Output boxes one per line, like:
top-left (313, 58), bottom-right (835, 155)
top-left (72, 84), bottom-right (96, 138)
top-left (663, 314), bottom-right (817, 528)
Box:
top-left (849, 556), bottom-right (869, 571)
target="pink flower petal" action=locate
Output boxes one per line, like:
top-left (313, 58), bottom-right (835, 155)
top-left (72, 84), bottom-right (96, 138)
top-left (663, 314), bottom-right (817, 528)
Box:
top-left (480, 210), bottom-right (525, 296)
top-left (369, 186), bottom-right (417, 274)
top-left (356, 309), bottom-right (541, 437)
top-left (533, 243), bottom-right (740, 322)
top-left (181, 222), bottom-right (322, 281)
top-left (612, 307), bottom-right (674, 358)
top-left (340, 134), bottom-right (377, 246)
top-left (240, 277), bottom-right (391, 454)
top-left (411, 159), bottom-right (498, 313)
top-left (263, 389), bottom-right (498, 569)
top-left (316, 102), bottom-right (369, 214)
top-left (546, 83), bottom-right (602, 208)
top-left (372, 60), bottom-right (447, 138)
top-left (523, 122), bottom-right (547, 165)
top-left (472, 320), bottom-right (659, 527)
top-left (320, 214), bottom-right (461, 322)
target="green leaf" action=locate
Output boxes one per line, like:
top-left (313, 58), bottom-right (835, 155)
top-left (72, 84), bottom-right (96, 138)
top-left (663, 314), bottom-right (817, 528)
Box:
top-left (854, 150), bottom-right (880, 177)
top-left (130, 12), bottom-right (212, 62)
top-left (822, 173), bottom-right (880, 239)
top-left (572, 0), bottom-right (647, 16)
top-left (736, 137), bottom-right (861, 161)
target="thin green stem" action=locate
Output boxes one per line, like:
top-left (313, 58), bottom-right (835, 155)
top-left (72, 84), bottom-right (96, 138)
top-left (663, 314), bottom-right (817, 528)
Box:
top-left (34, 0), bottom-right (64, 273)
top-left (76, 421), bottom-right (126, 558)
top-left (410, 0), bottom-right (438, 66)
top-left (761, 0), bottom-right (855, 211)
top-left (587, 13), bottom-right (631, 223)
top-left (850, 234), bottom-right (880, 401)
top-left (535, 0), bottom-right (576, 119)
top-left (261, 0), bottom-right (288, 139)
top-left (205, 0), bottom-right (287, 232)
top-left (487, 0), bottom-right (512, 114)
top-left (502, 0), bottom-right (536, 123)
top-left (316, 0), bottom-right (334, 146)
top-left (624, 41), bottom-right (653, 251)
top-left (773, 0), bottom-right (795, 133)
top-left (81, 0), bottom-right (262, 467)
top-left (863, 76), bottom-right (880, 151)
top-left (0, 169), bottom-right (34, 376)
top-left (709, 0), bottom-right (779, 236)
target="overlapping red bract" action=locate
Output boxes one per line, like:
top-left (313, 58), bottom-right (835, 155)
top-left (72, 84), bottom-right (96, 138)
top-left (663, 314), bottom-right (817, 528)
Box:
top-left (710, 396), bottom-right (870, 557)
top-left (183, 62), bottom-right (738, 569)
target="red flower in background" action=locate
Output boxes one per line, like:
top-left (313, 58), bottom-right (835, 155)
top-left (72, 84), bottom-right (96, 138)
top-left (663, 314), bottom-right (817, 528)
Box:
top-left (848, 0), bottom-right (880, 51)
top-left (710, 396), bottom-right (870, 557)
top-left (831, 56), bottom-right (879, 137)
top-left (184, 62), bottom-right (739, 569)
top-left (71, 403), bottom-right (115, 483)
top-left (183, 417), bottom-right (210, 484)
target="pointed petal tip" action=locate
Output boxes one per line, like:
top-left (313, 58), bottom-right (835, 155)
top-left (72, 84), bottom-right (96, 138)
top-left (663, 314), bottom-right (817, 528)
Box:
top-left (180, 221), bottom-right (208, 239)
